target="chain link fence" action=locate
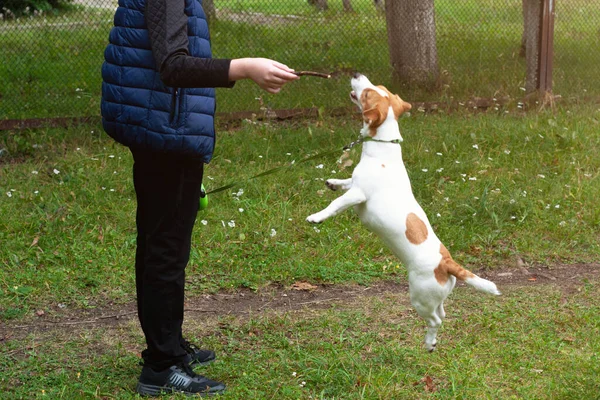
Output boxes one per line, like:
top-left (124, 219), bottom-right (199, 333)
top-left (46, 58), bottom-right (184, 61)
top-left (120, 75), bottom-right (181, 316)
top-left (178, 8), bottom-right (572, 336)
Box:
top-left (0, 0), bottom-right (598, 121)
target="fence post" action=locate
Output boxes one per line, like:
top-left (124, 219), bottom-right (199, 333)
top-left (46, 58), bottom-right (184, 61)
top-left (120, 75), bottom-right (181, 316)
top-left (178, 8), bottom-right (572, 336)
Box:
top-left (537, 0), bottom-right (555, 93)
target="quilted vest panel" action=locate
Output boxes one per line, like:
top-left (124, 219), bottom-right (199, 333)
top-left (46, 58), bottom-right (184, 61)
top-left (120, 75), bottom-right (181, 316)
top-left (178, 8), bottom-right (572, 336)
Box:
top-left (101, 0), bottom-right (216, 162)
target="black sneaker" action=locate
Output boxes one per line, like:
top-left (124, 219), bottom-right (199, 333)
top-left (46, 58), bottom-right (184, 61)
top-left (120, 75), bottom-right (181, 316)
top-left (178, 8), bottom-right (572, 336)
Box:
top-left (182, 340), bottom-right (216, 367)
top-left (136, 362), bottom-right (225, 397)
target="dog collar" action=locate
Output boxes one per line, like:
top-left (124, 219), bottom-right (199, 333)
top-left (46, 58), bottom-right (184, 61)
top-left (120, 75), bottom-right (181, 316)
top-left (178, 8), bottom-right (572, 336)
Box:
top-left (343, 136), bottom-right (402, 151)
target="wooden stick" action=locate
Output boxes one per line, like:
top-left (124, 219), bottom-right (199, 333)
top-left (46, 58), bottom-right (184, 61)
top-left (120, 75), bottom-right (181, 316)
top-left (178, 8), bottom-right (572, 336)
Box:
top-left (294, 71), bottom-right (331, 79)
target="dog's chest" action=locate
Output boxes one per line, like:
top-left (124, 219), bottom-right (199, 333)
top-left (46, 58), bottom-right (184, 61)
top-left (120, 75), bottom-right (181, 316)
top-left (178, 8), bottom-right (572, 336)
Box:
top-left (351, 155), bottom-right (410, 195)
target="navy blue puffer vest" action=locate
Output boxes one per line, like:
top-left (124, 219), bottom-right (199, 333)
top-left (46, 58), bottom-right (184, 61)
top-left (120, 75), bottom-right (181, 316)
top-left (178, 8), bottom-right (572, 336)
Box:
top-left (101, 0), bottom-right (215, 162)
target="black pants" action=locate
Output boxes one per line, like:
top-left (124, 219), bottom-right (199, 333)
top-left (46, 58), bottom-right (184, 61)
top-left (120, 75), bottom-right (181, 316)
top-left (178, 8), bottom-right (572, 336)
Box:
top-left (131, 149), bottom-right (204, 371)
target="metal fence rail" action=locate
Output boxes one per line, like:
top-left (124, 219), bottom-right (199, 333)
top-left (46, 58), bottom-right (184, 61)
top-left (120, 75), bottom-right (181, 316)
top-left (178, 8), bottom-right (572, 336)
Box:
top-left (0, 0), bottom-right (598, 121)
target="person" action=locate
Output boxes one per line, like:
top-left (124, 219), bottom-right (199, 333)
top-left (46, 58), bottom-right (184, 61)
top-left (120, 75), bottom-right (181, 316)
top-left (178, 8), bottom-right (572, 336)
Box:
top-left (100, 0), bottom-right (299, 396)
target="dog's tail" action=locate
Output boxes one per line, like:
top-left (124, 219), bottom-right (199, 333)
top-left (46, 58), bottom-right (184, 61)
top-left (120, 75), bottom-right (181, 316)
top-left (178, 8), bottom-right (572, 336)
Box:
top-left (444, 257), bottom-right (501, 295)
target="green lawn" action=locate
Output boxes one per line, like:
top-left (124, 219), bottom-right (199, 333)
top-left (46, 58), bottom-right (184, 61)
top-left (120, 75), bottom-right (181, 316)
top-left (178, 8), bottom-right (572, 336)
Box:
top-left (2, 104), bottom-right (600, 316)
top-left (2, 101), bottom-right (600, 397)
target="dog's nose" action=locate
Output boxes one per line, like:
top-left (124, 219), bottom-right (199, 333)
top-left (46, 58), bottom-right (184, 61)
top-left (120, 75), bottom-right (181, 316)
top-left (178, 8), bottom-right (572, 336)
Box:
top-left (353, 72), bottom-right (362, 79)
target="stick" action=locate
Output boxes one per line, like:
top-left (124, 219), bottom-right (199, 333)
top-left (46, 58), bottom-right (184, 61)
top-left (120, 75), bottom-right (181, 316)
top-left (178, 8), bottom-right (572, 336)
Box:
top-left (294, 71), bottom-right (331, 79)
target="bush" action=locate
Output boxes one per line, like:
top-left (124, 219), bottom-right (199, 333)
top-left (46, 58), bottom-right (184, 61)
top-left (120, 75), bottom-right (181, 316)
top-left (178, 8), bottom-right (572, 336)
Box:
top-left (0, 0), bottom-right (72, 17)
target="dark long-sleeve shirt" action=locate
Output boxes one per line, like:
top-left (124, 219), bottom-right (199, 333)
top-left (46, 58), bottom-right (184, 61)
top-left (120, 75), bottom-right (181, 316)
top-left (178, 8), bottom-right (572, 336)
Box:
top-left (145, 0), bottom-right (234, 88)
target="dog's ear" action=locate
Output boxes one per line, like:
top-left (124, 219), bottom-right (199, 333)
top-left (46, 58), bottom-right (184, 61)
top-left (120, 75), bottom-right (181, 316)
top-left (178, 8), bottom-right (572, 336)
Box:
top-left (391, 94), bottom-right (412, 119)
top-left (362, 105), bottom-right (383, 126)
top-left (361, 89), bottom-right (387, 134)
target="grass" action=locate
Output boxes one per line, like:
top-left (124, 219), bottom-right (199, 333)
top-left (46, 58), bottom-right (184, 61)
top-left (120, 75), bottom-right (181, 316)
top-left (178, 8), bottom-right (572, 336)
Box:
top-left (2, 281), bottom-right (599, 398)
top-left (0, 0), bottom-right (598, 119)
top-left (2, 104), bottom-right (600, 318)
top-left (2, 101), bottom-right (600, 397)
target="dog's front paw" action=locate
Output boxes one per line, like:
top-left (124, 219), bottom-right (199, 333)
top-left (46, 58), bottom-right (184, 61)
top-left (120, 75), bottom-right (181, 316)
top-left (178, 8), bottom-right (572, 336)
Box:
top-left (325, 180), bottom-right (339, 191)
top-left (306, 212), bottom-right (325, 224)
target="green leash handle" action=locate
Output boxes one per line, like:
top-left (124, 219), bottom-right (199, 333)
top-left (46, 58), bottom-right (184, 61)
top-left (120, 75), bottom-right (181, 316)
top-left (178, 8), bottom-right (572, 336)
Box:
top-left (199, 184), bottom-right (208, 211)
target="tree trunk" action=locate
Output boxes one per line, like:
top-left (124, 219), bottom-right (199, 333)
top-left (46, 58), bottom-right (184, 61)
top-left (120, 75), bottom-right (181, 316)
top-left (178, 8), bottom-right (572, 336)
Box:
top-left (519, 0), bottom-right (527, 57)
top-left (385, 0), bottom-right (439, 86)
top-left (524, 0), bottom-right (542, 92)
top-left (342, 0), bottom-right (354, 12)
top-left (308, 0), bottom-right (328, 11)
top-left (203, 0), bottom-right (216, 22)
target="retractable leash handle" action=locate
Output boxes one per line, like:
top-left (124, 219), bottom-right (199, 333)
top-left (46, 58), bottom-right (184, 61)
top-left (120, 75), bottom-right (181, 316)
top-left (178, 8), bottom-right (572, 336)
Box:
top-left (199, 184), bottom-right (208, 211)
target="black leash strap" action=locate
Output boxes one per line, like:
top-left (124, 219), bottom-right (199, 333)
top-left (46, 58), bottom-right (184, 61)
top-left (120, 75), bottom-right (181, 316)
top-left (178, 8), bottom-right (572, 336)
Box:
top-left (205, 136), bottom-right (400, 195)
top-left (205, 147), bottom-right (344, 195)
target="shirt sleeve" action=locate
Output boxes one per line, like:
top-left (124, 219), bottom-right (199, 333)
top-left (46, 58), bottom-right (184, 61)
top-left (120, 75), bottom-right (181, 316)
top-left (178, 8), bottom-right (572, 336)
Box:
top-left (145, 0), bottom-right (235, 89)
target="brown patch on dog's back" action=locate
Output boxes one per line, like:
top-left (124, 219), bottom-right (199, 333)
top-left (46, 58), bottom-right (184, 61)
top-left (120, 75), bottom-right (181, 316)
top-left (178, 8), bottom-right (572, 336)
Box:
top-left (405, 213), bottom-right (428, 245)
top-left (435, 244), bottom-right (476, 285)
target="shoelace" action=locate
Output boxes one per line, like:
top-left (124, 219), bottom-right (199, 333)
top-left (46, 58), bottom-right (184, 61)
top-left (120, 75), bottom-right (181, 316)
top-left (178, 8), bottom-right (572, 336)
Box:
top-left (181, 340), bottom-right (198, 355)
top-left (177, 361), bottom-right (198, 379)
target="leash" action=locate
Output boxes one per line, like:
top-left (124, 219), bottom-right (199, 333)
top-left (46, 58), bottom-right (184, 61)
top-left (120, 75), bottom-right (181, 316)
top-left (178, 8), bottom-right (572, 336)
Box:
top-left (204, 136), bottom-right (401, 195)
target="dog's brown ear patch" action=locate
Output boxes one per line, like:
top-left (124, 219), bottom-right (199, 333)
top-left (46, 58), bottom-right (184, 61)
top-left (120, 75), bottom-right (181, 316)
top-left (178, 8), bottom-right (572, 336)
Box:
top-left (435, 244), bottom-right (476, 286)
top-left (360, 88), bottom-right (389, 136)
top-left (405, 213), bottom-right (428, 245)
top-left (377, 86), bottom-right (411, 120)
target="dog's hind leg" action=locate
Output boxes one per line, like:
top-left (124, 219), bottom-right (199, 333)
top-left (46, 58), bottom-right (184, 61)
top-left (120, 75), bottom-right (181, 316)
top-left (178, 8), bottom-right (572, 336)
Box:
top-left (326, 178), bottom-right (352, 191)
top-left (306, 188), bottom-right (366, 224)
top-left (412, 300), bottom-right (443, 352)
top-left (436, 302), bottom-right (446, 320)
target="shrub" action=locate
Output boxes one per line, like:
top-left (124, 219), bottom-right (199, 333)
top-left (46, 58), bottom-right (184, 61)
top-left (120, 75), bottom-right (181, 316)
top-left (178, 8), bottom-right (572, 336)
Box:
top-left (0, 0), bottom-right (72, 17)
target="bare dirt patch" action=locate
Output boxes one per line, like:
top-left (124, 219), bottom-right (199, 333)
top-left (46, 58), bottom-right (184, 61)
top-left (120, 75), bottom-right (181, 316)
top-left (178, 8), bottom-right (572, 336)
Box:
top-left (3, 263), bottom-right (598, 343)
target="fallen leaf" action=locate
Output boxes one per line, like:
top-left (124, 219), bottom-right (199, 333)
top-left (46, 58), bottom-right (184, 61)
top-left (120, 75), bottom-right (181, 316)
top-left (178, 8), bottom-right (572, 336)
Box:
top-left (414, 376), bottom-right (437, 392)
top-left (35, 310), bottom-right (45, 317)
top-left (30, 236), bottom-right (39, 247)
top-left (290, 282), bottom-right (318, 291)
top-left (423, 376), bottom-right (437, 393)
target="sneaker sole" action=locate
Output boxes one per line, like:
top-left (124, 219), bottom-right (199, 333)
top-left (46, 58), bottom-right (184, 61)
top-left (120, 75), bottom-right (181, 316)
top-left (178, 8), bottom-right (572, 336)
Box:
top-left (136, 382), bottom-right (225, 397)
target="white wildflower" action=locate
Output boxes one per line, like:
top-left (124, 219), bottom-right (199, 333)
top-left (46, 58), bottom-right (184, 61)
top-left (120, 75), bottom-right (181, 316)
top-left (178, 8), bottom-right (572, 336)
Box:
top-left (316, 164), bottom-right (324, 169)
top-left (201, 220), bottom-right (208, 226)
top-left (53, 169), bottom-right (60, 174)
top-left (472, 144), bottom-right (479, 150)
top-left (422, 169), bottom-right (428, 172)
top-left (6, 192), bottom-right (12, 197)
top-left (270, 229), bottom-right (277, 237)
top-left (228, 220), bottom-right (236, 228)
top-left (32, 170), bottom-right (38, 174)
top-left (238, 208), bottom-right (244, 213)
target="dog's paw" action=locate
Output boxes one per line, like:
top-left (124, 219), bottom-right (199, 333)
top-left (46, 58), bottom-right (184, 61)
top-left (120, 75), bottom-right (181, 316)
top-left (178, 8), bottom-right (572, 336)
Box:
top-left (325, 180), bottom-right (339, 191)
top-left (306, 213), bottom-right (324, 224)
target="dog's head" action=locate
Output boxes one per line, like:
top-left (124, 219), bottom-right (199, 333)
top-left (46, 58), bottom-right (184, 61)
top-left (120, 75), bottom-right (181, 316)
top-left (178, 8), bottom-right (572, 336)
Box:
top-left (350, 73), bottom-right (412, 137)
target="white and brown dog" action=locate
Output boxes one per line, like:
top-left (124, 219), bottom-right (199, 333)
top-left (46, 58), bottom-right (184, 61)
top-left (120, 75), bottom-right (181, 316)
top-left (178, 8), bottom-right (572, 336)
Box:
top-left (307, 74), bottom-right (500, 351)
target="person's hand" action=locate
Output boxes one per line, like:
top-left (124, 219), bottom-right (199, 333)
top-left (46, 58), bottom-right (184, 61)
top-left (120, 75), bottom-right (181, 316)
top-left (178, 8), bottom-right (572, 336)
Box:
top-left (230, 58), bottom-right (299, 93)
